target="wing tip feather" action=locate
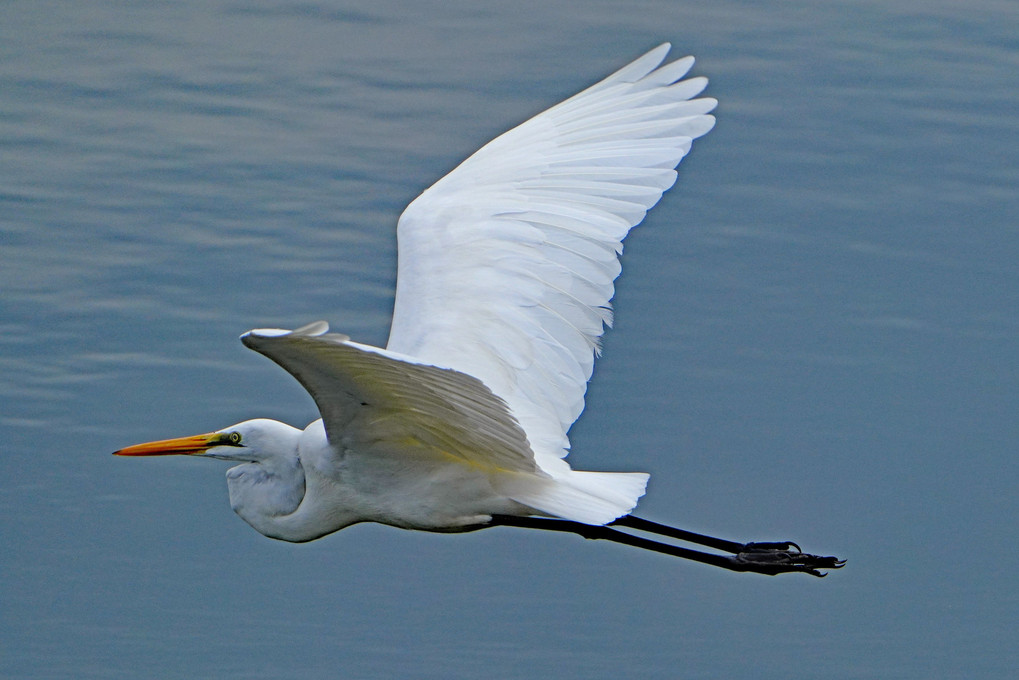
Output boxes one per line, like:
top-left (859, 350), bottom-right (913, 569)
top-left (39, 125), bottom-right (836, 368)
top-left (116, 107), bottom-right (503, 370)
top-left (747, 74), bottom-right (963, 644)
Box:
top-left (242, 321), bottom-right (343, 352)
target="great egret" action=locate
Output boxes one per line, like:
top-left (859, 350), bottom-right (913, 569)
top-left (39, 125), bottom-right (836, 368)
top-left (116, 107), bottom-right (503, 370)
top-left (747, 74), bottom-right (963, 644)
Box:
top-left (115, 44), bottom-right (844, 576)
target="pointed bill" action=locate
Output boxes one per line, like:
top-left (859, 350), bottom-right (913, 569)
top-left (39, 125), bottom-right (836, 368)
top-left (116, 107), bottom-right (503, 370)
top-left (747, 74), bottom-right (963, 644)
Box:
top-left (113, 432), bottom-right (224, 456)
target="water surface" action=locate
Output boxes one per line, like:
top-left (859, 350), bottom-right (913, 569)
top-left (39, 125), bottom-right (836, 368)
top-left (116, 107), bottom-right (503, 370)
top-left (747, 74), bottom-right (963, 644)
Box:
top-left (2, 1), bottom-right (1017, 678)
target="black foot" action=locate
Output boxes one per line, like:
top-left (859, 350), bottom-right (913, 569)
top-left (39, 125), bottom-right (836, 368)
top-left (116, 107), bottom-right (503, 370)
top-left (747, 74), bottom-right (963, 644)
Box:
top-left (735, 541), bottom-right (847, 577)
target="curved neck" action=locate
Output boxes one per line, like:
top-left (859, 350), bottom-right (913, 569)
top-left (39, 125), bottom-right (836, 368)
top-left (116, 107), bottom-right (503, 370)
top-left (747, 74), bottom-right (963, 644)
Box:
top-left (226, 456), bottom-right (306, 540)
top-left (225, 421), bottom-right (360, 543)
top-left (252, 476), bottom-right (363, 543)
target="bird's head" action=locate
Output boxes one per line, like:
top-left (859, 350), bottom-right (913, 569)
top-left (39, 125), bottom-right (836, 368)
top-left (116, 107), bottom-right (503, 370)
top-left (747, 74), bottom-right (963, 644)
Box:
top-left (112, 418), bottom-right (299, 463)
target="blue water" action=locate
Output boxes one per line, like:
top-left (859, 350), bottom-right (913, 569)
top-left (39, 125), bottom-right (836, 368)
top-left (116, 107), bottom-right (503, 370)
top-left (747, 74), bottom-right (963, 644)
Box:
top-left (2, 1), bottom-right (1017, 678)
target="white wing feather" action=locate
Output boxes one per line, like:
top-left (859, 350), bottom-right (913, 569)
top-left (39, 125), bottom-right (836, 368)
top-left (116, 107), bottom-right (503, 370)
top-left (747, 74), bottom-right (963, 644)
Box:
top-left (386, 44), bottom-right (716, 470)
top-left (241, 323), bottom-right (540, 476)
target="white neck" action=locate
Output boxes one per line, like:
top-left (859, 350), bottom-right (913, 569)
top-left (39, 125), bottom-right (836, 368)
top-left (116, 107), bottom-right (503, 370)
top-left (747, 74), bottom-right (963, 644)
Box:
top-left (223, 419), bottom-right (360, 543)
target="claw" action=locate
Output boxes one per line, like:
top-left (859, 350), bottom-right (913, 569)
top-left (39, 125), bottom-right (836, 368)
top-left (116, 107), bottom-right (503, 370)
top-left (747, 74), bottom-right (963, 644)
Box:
top-left (812, 558), bottom-right (847, 577)
top-left (735, 544), bottom-right (846, 577)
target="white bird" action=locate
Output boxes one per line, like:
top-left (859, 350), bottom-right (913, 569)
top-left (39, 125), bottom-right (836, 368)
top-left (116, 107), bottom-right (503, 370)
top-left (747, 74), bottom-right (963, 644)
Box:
top-left (115, 45), bottom-right (843, 576)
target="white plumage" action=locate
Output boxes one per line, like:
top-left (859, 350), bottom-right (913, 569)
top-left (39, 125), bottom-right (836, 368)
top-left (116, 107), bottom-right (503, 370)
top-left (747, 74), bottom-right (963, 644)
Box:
top-left (389, 44), bottom-right (715, 473)
top-left (115, 44), bottom-right (717, 540)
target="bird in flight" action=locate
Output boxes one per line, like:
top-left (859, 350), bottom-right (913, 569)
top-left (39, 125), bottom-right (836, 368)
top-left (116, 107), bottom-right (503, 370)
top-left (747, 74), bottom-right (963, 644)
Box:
top-left (115, 44), bottom-right (844, 577)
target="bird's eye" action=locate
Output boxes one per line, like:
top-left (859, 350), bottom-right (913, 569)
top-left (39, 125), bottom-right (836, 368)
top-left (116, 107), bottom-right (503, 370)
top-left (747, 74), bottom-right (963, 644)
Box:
top-left (227, 432), bottom-right (243, 445)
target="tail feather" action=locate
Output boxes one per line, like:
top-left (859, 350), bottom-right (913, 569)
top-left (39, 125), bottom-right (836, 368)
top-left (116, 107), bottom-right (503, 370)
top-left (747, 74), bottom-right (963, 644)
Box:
top-left (500, 470), bottom-right (649, 525)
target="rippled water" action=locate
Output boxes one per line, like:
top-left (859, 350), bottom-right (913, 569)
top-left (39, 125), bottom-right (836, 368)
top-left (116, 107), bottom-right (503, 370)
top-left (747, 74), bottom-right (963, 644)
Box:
top-left (2, 1), bottom-right (1017, 678)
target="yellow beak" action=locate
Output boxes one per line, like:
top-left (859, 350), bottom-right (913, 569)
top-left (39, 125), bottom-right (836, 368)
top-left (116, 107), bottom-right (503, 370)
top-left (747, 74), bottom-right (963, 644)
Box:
top-left (113, 432), bottom-right (222, 456)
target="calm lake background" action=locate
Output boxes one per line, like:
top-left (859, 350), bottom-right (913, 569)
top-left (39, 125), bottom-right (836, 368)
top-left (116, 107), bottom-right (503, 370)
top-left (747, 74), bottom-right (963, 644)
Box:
top-left (2, 1), bottom-right (1016, 678)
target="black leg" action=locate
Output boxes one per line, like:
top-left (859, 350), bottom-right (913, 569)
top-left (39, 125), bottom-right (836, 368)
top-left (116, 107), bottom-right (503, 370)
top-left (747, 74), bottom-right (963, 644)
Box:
top-left (609, 515), bottom-right (811, 556)
top-left (487, 514), bottom-right (846, 577)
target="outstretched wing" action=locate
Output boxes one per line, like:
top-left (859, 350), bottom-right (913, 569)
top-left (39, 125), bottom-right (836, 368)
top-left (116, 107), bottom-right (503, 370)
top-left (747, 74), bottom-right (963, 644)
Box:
top-left (241, 323), bottom-right (539, 476)
top-left (385, 44), bottom-right (716, 466)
